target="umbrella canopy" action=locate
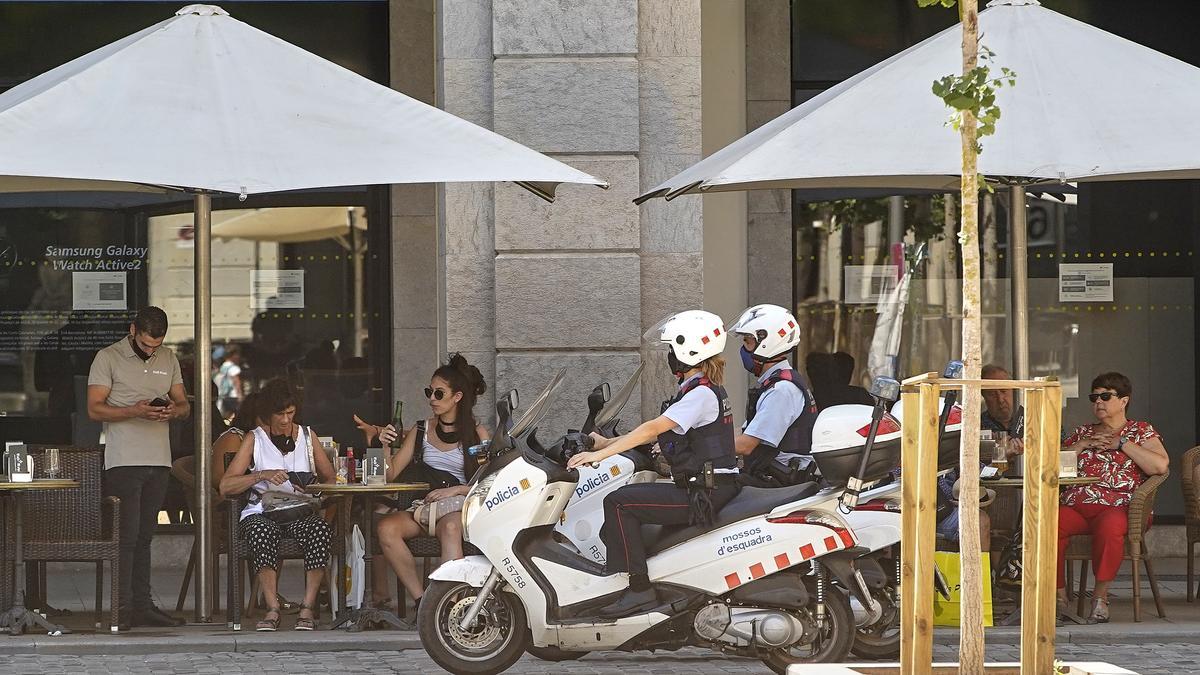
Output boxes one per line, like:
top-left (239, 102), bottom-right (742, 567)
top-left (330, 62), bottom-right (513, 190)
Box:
top-left (638, 0), bottom-right (1200, 202)
top-left (157, 206), bottom-right (364, 243)
top-left (0, 4), bottom-right (606, 201)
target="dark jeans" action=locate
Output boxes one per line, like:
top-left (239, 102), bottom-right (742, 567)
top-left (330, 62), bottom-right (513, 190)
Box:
top-left (104, 465), bottom-right (170, 615)
top-left (600, 481), bottom-right (740, 576)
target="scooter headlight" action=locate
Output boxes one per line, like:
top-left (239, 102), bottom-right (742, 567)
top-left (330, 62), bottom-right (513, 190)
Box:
top-left (462, 472), bottom-right (498, 536)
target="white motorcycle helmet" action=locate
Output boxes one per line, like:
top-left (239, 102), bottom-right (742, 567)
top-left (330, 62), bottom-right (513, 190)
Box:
top-left (729, 304), bottom-right (801, 361)
top-left (647, 310), bottom-right (727, 369)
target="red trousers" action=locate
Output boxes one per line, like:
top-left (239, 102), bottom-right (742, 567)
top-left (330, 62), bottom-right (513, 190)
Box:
top-left (1056, 502), bottom-right (1129, 588)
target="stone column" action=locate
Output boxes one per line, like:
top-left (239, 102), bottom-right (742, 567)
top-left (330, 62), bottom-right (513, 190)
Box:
top-left (390, 0), bottom-right (440, 416)
top-left (745, 0), bottom-right (792, 309)
top-left (489, 0), bottom-right (648, 434)
top-left (638, 0), bottom-right (704, 418)
top-left (441, 0), bottom-right (499, 418)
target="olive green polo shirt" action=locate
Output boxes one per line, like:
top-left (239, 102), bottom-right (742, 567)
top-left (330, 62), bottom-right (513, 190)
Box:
top-left (87, 336), bottom-right (183, 469)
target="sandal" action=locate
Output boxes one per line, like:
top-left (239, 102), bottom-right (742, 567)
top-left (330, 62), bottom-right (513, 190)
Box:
top-left (1089, 597), bottom-right (1110, 624)
top-left (256, 607), bottom-right (281, 632)
top-left (295, 603), bottom-right (318, 631)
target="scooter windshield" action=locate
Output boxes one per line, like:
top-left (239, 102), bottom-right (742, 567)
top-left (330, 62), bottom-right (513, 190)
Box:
top-left (594, 362), bottom-right (643, 429)
top-left (508, 367), bottom-right (566, 439)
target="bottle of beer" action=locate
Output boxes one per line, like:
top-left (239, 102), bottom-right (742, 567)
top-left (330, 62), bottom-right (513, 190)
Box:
top-left (390, 400), bottom-right (404, 448)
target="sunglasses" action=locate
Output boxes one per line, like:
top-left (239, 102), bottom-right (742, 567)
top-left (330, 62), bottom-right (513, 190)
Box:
top-left (1088, 392), bottom-right (1122, 403)
top-left (424, 387), bottom-right (451, 401)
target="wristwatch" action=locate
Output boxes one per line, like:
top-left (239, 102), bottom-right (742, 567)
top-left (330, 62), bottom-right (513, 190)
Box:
top-left (1117, 436), bottom-right (1126, 451)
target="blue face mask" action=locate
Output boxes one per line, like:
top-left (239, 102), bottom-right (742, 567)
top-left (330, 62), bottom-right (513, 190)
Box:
top-left (740, 346), bottom-right (758, 374)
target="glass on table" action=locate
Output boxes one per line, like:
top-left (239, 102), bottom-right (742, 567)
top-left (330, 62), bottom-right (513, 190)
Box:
top-left (990, 431), bottom-right (1009, 475)
top-left (43, 448), bottom-right (61, 479)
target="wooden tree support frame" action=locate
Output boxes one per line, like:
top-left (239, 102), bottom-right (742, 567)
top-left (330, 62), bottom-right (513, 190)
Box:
top-left (899, 375), bottom-right (1062, 675)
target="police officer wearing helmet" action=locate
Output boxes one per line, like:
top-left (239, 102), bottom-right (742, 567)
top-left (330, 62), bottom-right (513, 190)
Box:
top-left (568, 310), bottom-right (740, 618)
top-left (729, 304), bottom-right (818, 486)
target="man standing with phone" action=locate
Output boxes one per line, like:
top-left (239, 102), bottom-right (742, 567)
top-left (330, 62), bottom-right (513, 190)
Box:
top-left (88, 306), bottom-right (190, 629)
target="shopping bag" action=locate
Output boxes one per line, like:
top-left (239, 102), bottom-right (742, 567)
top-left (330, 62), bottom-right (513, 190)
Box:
top-left (932, 551), bottom-right (993, 627)
top-left (344, 524), bottom-right (365, 609)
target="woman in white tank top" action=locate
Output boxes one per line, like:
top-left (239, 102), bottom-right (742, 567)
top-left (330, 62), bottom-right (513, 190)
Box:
top-left (362, 354), bottom-right (489, 611)
top-left (220, 380), bottom-right (336, 631)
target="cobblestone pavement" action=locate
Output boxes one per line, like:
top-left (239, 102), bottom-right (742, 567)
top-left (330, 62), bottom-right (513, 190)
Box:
top-left (3, 645), bottom-right (1195, 674)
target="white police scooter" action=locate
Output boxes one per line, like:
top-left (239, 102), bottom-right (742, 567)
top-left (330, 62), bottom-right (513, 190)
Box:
top-left (417, 370), bottom-right (862, 675)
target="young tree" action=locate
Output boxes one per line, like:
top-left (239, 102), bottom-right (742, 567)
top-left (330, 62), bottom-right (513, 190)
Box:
top-left (918, 0), bottom-right (1015, 671)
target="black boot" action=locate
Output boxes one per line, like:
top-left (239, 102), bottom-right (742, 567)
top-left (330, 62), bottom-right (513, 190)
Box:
top-left (595, 588), bottom-right (658, 619)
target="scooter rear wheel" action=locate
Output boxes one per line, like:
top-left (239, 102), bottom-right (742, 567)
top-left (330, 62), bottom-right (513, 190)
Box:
top-left (525, 644), bottom-right (587, 662)
top-left (418, 580), bottom-right (529, 675)
top-left (760, 586), bottom-right (855, 674)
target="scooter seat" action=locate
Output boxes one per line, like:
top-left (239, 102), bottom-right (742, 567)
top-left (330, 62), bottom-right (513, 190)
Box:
top-left (644, 482), bottom-right (821, 556)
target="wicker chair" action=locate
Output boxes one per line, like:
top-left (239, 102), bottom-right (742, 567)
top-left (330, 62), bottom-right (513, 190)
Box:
top-left (1180, 446), bottom-right (1200, 601)
top-left (224, 453), bottom-right (337, 630)
top-left (21, 446), bottom-right (121, 632)
top-left (1065, 471), bottom-right (1168, 622)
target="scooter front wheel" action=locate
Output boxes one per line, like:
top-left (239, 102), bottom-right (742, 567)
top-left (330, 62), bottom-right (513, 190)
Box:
top-left (760, 586), bottom-right (855, 674)
top-left (418, 580), bottom-right (529, 675)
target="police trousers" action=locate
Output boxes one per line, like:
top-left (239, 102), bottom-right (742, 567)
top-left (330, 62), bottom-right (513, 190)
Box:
top-left (600, 480), bottom-right (740, 576)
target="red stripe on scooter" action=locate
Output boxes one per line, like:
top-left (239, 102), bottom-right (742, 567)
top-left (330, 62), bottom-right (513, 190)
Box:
top-left (725, 572), bottom-right (741, 589)
top-left (839, 530), bottom-right (855, 548)
top-left (774, 553), bottom-right (790, 569)
top-left (750, 563), bottom-right (766, 579)
top-left (824, 535), bottom-right (837, 551)
top-left (800, 543), bottom-right (815, 560)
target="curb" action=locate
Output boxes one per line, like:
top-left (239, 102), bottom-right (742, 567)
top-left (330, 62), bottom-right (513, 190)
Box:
top-left (0, 628), bottom-right (424, 656)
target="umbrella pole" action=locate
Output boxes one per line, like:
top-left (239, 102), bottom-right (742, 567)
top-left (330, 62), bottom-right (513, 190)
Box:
top-left (1010, 185), bottom-right (1029, 381)
top-left (350, 209), bottom-right (364, 358)
top-left (193, 192), bottom-right (213, 623)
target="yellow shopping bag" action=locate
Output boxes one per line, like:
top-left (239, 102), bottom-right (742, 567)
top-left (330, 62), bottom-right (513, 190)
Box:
top-left (932, 551), bottom-right (993, 627)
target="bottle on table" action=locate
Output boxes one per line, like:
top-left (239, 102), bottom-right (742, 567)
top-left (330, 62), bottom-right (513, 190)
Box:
top-left (346, 447), bottom-right (358, 483)
top-left (390, 400), bottom-right (404, 448)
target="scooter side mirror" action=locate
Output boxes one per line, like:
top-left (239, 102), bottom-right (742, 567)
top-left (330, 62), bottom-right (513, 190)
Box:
top-left (943, 360), bottom-right (965, 379)
top-left (601, 382), bottom-right (611, 402)
top-left (508, 388), bottom-right (520, 411)
top-left (869, 377), bottom-right (901, 403)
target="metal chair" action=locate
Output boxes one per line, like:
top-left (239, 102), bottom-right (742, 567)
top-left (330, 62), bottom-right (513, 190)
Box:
top-left (1065, 471), bottom-right (1168, 621)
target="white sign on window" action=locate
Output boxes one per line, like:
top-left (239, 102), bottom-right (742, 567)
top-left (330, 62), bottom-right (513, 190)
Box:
top-left (252, 269), bottom-right (305, 309)
top-left (1058, 263), bottom-right (1113, 302)
top-left (844, 265), bottom-right (899, 304)
top-left (72, 271), bottom-right (127, 310)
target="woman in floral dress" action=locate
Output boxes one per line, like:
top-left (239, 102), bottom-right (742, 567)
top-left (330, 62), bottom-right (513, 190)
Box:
top-left (1056, 372), bottom-right (1170, 622)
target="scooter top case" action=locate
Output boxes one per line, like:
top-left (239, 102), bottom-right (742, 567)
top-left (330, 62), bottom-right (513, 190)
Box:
top-left (889, 397), bottom-right (962, 471)
top-left (808, 404), bottom-right (902, 485)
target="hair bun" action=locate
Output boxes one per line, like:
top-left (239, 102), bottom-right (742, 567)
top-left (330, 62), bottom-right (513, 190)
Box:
top-left (448, 353), bottom-right (487, 396)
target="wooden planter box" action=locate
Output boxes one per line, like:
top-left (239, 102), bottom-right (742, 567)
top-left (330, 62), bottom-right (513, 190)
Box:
top-left (786, 662), bottom-right (1137, 674)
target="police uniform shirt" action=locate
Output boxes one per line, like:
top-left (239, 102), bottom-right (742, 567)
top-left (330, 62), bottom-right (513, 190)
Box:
top-left (743, 360), bottom-right (808, 461)
top-left (662, 373), bottom-right (719, 433)
top-left (662, 373), bottom-right (738, 473)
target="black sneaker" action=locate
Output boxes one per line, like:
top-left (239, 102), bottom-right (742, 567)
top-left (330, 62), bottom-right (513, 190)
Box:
top-left (133, 605), bottom-right (184, 627)
top-left (596, 588), bottom-right (658, 620)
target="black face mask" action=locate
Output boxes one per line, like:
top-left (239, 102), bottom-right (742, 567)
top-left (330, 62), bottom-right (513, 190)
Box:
top-left (270, 433), bottom-right (296, 454)
top-left (666, 350), bottom-right (688, 384)
top-left (129, 335), bottom-right (153, 361)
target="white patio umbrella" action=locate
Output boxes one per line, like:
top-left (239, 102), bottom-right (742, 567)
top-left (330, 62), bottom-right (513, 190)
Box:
top-left (0, 3), bottom-right (605, 623)
top-left (637, 0), bottom-right (1200, 383)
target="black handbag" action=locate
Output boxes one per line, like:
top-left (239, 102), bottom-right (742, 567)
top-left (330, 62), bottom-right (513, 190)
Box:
top-left (397, 420), bottom-right (462, 490)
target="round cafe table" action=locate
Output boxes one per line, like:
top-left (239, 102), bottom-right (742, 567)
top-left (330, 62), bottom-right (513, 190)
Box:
top-left (982, 474), bottom-right (1100, 626)
top-left (0, 479), bottom-right (79, 636)
top-left (307, 482), bottom-right (429, 631)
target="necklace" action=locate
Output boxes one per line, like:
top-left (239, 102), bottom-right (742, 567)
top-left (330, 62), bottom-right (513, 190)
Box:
top-left (435, 417), bottom-right (459, 444)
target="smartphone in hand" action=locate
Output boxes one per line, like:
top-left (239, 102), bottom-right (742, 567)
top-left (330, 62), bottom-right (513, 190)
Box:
top-left (150, 397), bottom-right (170, 408)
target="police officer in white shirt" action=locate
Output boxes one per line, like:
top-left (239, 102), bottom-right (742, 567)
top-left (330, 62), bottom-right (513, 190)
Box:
top-left (729, 304), bottom-right (819, 486)
top-left (569, 310), bottom-right (740, 619)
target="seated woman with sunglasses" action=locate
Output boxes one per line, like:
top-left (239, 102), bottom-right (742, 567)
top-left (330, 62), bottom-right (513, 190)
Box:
top-left (220, 379), bottom-right (336, 631)
top-left (358, 354), bottom-right (488, 613)
top-left (1056, 372), bottom-right (1169, 623)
